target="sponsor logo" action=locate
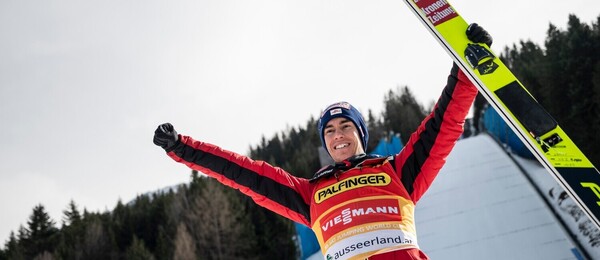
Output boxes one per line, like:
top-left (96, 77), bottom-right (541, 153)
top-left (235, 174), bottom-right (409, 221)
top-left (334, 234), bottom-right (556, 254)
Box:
top-left (414, 0), bottom-right (458, 26)
top-left (319, 198), bottom-right (403, 241)
top-left (321, 206), bottom-right (399, 232)
top-left (314, 173), bottom-right (391, 203)
top-left (328, 236), bottom-right (414, 260)
top-left (329, 108), bottom-right (342, 116)
top-left (321, 102), bottom-right (352, 117)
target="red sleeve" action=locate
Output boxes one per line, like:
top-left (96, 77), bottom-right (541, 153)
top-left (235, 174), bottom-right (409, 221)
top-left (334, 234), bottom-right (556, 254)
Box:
top-left (394, 65), bottom-right (478, 203)
top-left (166, 136), bottom-right (313, 226)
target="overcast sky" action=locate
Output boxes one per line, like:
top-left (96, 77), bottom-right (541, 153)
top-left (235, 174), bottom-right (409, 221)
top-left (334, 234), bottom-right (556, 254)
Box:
top-left (0, 0), bottom-right (598, 244)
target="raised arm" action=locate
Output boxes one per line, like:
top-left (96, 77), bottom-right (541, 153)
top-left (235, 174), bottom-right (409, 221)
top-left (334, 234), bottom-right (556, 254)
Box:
top-left (393, 23), bottom-right (492, 203)
top-left (153, 123), bottom-right (313, 226)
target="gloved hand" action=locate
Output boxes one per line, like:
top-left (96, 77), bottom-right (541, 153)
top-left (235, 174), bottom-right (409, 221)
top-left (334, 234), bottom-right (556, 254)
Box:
top-left (153, 123), bottom-right (179, 151)
top-left (466, 23), bottom-right (493, 47)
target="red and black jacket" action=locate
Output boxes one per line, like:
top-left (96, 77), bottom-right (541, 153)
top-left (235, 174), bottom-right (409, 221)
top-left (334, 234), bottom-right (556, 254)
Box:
top-left (165, 65), bottom-right (477, 256)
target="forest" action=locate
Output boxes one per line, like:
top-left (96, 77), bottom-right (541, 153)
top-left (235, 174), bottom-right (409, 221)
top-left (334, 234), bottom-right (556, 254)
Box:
top-left (1, 14), bottom-right (599, 260)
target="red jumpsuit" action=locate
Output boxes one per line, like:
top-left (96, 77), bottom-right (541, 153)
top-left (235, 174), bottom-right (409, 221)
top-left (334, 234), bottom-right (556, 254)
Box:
top-left (165, 65), bottom-right (477, 259)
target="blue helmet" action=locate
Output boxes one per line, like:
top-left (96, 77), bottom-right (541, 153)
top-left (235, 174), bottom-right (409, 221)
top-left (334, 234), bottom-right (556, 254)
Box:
top-left (317, 101), bottom-right (369, 153)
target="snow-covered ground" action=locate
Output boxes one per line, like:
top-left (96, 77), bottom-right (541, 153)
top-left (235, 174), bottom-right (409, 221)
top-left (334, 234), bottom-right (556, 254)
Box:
top-left (306, 134), bottom-right (598, 260)
top-left (416, 134), bottom-right (586, 259)
top-left (511, 154), bottom-right (600, 259)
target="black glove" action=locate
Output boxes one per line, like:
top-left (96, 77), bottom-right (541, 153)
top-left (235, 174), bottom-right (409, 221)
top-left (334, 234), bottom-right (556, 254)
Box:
top-left (466, 23), bottom-right (493, 47)
top-left (153, 123), bottom-right (179, 151)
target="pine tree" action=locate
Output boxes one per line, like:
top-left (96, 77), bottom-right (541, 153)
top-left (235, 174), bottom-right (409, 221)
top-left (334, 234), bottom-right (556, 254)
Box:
top-left (366, 109), bottom-right (386, 152)
top-left (125, 236), bottom-right (155, 260)
top-left (540, 15), bottom-right (600, 167)
top-left (62, 200), bottom-right (82, 226)
top-left (154, 226), bottom-right (173, 260)
top-left (22, 204), bottom-right (58, 259)
top-left (1, 232), bottom-right (25, 260)
top-left (382, 86), bottom-right (428, 144)
top-left (186, 179), bottom-right (257, 260)
top-left (173, 223), bottom-right (196, 260)
top-left (81, 218), bottom-right (113, 260)
top-left (55, 200), bottom-right (87, 260)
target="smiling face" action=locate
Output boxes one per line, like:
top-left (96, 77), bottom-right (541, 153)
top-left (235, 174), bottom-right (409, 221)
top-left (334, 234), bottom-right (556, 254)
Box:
top-left (323, 117), bottom-right (365, 163)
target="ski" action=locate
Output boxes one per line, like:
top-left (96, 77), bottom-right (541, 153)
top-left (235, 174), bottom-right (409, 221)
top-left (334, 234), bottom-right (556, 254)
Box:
top-left (401, 0), bottom-right (600, 229)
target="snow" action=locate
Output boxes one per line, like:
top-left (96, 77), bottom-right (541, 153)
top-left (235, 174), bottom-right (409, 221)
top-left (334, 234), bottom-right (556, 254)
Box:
top-left (416, 134), bottom-right (585, 259)
top-left (512, 155), bottom-right (600, 259)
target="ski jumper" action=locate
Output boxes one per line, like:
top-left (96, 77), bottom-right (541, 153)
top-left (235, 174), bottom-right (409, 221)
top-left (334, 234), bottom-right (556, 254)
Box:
top-left (164, 65), bottom-right (477, 260)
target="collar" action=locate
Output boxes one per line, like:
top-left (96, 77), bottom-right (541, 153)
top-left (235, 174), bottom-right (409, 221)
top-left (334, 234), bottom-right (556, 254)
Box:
top-left (309, 153), bottom-right (388, 183)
